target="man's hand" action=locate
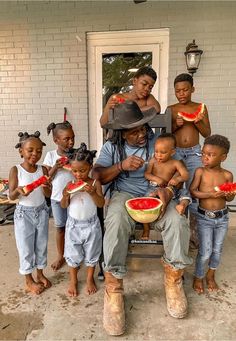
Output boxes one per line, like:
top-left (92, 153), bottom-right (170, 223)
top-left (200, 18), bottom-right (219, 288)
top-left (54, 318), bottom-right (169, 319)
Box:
top-left (122, 155), bottom-right (145, 171)
top-left (149, 187), bottom-right (173, 220)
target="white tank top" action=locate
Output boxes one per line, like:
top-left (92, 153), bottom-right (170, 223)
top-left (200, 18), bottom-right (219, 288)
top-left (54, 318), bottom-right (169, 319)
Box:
top-left (16, 165), bottom-right (45, 207)
top-left (68, 180), bottom-right (97, 220)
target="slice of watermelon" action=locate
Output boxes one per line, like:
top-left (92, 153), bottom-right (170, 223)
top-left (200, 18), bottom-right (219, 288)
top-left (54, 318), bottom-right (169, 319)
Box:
top-left (214, 182), bottom-right (236, 194)
top-left (177, 103), bottom-right (205, 122)
top-left (23, 175), bottom-right (48, 194)
top-left (63, 164), bottom-right (72, 171)
top-left (66, 180), bottom-right (87, 194)
top-left (59, 156), bottom-right (69, 165)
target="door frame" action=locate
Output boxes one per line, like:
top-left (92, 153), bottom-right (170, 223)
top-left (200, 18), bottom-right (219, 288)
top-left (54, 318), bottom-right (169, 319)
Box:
top-left (87, 28), bottom-right (169, 152)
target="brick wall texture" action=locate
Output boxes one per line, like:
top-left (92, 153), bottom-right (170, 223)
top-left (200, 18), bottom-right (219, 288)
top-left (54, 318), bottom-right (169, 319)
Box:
top-left (0, 1), bottom-right (235, 184)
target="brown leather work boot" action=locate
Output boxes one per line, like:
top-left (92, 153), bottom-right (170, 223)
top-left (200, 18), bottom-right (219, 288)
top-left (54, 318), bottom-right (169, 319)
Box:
top-left (103, 272), bottom-right (125, 336)
top-left (162, 259), bottom-right (188, 318)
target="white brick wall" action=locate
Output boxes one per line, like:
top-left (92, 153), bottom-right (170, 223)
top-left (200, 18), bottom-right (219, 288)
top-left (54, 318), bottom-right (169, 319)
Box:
top-left (0, 0), bottom-right (236, 191)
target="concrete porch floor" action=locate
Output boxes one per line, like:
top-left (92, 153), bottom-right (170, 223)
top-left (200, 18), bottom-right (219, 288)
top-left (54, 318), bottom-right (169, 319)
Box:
top-left (0, 214), bottom-right (236, 341)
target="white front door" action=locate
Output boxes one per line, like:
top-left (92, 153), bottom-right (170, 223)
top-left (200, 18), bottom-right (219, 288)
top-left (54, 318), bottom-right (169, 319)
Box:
top-left (87, 29), bottom-right (169, 152)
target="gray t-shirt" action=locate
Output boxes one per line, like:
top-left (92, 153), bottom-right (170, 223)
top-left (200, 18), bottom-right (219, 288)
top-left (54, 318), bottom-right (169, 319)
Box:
top-left (96, 134), bottom-right (157, 197)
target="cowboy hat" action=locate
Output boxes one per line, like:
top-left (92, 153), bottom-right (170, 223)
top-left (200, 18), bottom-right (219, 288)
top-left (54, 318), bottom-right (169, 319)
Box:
top-left (103, 100), bottom-right (157, 130)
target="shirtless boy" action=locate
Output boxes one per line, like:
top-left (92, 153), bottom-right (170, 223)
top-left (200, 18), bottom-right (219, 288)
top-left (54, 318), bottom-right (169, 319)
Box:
top-left (144, 133), bottom-right (190, 239)
top-left (190, 134), bottom-right (234, 294)
top-left (168, 73), bottom-right (211, 247)
top-left (100, 66), bottom-right (161, 127)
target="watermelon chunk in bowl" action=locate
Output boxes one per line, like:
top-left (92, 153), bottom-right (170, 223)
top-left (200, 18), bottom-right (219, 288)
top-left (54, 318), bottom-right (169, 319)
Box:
top-left (125, 197), bottom-right (163, 224)
top-left (214, 182), bottom-right (236, 194)
top-left (66, 180), bottom-right (87, 194)
top-left (177, 103), bottom-right (205, 122)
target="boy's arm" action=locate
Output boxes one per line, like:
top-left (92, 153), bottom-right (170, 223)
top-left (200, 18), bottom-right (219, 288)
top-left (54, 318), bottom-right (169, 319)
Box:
top-left (169, 106), bottom-right (184, 133)
top-left (100, 93), bottom-right (121, 127)
top-left (194, 106), bottom-right (211, 138)
top-left (190, 168), bottom-right (216, 199)
top-left (144, 158), bottom-right (167, 186)
top-left (168, 160), bottom-right (189, 186)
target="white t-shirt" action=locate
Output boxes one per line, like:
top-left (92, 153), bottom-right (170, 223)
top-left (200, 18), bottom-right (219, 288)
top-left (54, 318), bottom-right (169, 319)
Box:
top-left (16, 164), bottom-right (45, 207)
top-left (43, 150), bottom-right (74, 201)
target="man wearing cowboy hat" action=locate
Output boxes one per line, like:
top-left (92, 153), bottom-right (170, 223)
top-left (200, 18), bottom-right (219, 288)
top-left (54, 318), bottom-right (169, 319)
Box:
top-left (93, 101), bottom-right (192, 336)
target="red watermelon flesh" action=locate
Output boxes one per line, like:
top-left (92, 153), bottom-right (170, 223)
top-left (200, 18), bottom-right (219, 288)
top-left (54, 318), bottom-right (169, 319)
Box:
top-left (214, 182), bottom-right (236, 193)
top-left (59, 156), bottom-right (69, 165)
top-left (66, 180), bottom-right (87, 194)
top-left (23, 175), bottom-right (48, 194)
top-left (125, 197), bottom-right (163, 223)
top-left (177, 103), bottom-right (205, 122)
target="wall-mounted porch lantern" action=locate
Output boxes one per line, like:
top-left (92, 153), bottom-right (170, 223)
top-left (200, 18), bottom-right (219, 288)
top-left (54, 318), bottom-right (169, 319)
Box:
top-left (184, 40), bottom-right (203, 76)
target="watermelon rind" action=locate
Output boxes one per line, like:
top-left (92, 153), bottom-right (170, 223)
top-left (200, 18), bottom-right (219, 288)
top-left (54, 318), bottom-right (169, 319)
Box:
top-left (125, 197), bottom-right (163, 224)
top-left (178, 103), bottom-right (205, 122)
top-left (67, 180), bottom-right (87, 194)
top-left (63, 164), bottom-right (71, 171)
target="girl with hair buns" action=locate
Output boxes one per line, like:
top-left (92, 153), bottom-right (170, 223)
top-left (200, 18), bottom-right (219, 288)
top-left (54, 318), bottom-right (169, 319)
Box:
top-left (61, 143), bottom-right (104, 297)
top-left (9, 131), bottom-right (52, 295)
top-left (43, 121), bottom-right (75, 271)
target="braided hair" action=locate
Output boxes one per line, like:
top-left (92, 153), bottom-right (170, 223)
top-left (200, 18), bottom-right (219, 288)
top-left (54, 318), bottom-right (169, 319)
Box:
top-left (47, 120), bottom-right (72, 136)
top-left (15, 131), bottom-right (46, 149)
top-left (66, 143), bottom-right (97, 166)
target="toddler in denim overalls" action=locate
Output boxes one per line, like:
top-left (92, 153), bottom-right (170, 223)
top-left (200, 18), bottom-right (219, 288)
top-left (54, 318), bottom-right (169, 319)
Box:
top-left (61, 143), bottom-right (104, 297)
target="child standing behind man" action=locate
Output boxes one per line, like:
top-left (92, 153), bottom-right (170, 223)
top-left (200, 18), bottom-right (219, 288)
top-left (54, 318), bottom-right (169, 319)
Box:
top-left (190, 135), bottom-right (234, 293)
top-left (167, 73), bottom-right (211, 247)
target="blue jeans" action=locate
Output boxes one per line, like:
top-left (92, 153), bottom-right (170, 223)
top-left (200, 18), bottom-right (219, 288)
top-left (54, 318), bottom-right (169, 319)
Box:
top-left (14, 202), bottom-right (49, 275)
top-left (51, 199), bottom-right (68, 228)
top-left (194, 209), bottom-right (229, 278)
top-left (175, 144), bottom-right (202, 189)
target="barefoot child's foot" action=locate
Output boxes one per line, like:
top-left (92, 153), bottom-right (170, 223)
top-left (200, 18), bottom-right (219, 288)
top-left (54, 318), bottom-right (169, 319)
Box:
top-left (206, 269), bottom-right (219, 292)
top-left (51, 257), bottom-right (65, 271)
top-left (141, 223), bottom-right (150, 240)
top-left (37, 270), bottom-right (52, 289)
top-left (193, 276), bottom-right (204, 294)
top-left (25, 275), bottom-right (45, 295)
top-left (67, 281), bottom-right (78, 297)
top-left (86, 277), bottom-right (97, 295)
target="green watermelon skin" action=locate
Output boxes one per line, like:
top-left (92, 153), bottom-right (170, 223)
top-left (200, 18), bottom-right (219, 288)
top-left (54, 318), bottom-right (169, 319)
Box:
top-left (66, 180), bottom-right (87, 194)
top-left (125, 197), bottom-right (163, 224)
top-left (214, 182), bottom-right (236, 193)
top-left (178, 103), bottom-right (205, 122)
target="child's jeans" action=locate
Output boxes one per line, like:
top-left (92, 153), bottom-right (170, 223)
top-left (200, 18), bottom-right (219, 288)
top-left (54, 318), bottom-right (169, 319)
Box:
top-left (14, 202), bottom-right (49, 275)
top-left (51, 199), bottom-right (68, 228)
top-left (174, 144), bottom-right (202, 189)
top-left (64, 214), bottom-right (102, 268)
top-left (194, 207), bottom-right (229, 278)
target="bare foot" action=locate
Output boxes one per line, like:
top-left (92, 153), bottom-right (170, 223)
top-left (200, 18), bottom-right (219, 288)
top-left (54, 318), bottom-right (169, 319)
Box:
top-left (206, 269), bottom-right (219, 292)
top-left (25, 281), bottom-right (45, 295)
top-left (37, 273), bottom-right (52, 289)
top-left (141, 231), bottom-right (150, 240)
top-left (51, 257), bottom-right (65, 271)
top-left (86, 277), bottom-right (97, 295)
top-left (193, 276), bottom-right (204, 294)
top-left (67, 281), bottom-right (78, 297)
